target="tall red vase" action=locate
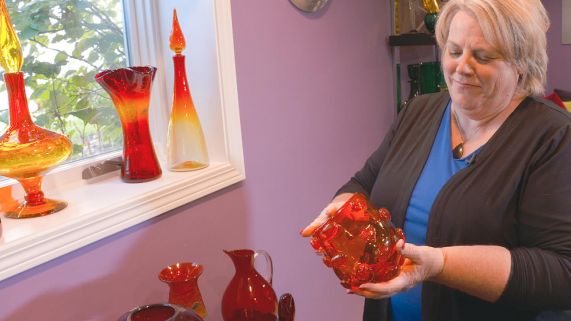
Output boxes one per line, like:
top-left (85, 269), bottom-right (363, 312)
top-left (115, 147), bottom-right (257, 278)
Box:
top-left (222, 249), bottom-right (278, 321)
top-left (94, 66), bottom-right (162, 183)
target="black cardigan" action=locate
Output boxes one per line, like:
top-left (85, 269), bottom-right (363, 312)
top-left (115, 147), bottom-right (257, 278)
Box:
top-left (337, 92), bottom-right (571, 321)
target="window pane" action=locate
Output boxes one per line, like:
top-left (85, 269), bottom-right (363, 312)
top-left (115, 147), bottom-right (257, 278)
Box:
top-left (0, 0), bottom-right (127, 161)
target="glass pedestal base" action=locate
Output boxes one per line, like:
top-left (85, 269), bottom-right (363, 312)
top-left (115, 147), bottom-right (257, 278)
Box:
top-left (4, 198), bottom-right (67, 219)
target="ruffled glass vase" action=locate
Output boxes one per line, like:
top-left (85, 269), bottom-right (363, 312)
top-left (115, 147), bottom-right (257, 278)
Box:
top-left (0, 72), bottom-right (72, 218)
top-left (95, 66), bottom-right (162, 183)
top-left (159, 262), bottom-right (207, 319)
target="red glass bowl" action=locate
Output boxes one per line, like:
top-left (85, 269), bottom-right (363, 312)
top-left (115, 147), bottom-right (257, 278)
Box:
top-left (310, 193), bottom-right (405, 290)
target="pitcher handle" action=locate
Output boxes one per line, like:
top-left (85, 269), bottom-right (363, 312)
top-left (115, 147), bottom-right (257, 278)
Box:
top-left (254, 250), bottom-right (273, 286)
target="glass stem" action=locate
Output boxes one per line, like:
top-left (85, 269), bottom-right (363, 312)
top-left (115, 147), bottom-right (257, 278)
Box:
top-left (4, 72), bottom-right (33, 128)
top-left (19, 176), bottom-right (45, 206)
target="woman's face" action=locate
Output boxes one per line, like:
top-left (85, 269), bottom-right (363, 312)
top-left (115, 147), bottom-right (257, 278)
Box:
top-left (442, 10), bottom-right (520, 115)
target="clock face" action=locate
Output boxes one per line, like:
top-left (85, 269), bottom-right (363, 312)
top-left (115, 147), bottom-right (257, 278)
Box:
top-left (289, 0), bottom-right (329, 13)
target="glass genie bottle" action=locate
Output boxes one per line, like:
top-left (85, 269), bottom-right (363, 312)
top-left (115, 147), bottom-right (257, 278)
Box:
top-left (0, 0), bottom-right (72, 218)
top-left (167, 9), bottom-right (209, 171)
top-left (310, 193), bottom-right (405, 290)
top-left (95, 66), bottom-right (162, 182)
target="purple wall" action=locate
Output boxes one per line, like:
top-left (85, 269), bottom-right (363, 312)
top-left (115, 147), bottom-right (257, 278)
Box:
top-left (545, 0), bottom-right (571, 93)
top-left (0, 1), bottom-right (394, 321)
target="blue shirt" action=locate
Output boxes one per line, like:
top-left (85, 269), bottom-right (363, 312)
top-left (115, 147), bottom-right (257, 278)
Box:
top-left (391, 102), bottom-right (474, 321)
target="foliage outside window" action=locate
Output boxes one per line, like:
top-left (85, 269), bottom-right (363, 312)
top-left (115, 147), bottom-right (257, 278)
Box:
top-left (0, 0), bottom-right (126, 161)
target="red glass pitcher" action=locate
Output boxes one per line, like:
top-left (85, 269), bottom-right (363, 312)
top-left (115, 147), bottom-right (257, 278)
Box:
top-left (222, 249), bottom-right (278, 321)
top-left (310, 193), bottom-right (405, 290)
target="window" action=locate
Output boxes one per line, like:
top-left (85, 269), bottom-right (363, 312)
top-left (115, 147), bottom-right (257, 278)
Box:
top-left (0, 0), bottom-right (127, 161)
top-left (0, 0), bottom-right (244, 281)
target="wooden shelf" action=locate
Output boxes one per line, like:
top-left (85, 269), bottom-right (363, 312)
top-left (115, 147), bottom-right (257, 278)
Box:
top-left (389, 33), bottom-right (436, 46)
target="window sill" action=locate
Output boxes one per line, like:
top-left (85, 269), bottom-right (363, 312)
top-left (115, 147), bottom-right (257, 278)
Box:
top-left (0, 0), bottom-right (244, 281)
top-left (0, 161), bottom-right (244, 281)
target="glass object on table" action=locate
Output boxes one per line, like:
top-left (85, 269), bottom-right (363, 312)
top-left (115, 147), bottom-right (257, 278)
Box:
top-left (407, 0), bottom-right (418, 32)
top-left (0, 0), bottom-right (72, 218)
top-left (407, 63), bottom-right (422, 101)
top-left (94, 66), bottom-right (162, 183)
top-left (278, 293), bottom-right (295, 321)
top-left (117, 303), bottom-right (203, 321)
top-left (222, 249), bottom-right (278, 321)
top-left (167, 9), bottom-right (209, 172)
top-left (309, 193), bottom-right (405, 290)
top-left (422, 0), bottom-right (440, 33)
top-left (159, 262), bottom-right (207, 319)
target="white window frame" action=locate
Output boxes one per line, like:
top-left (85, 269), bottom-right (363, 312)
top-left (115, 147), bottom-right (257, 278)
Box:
top-left (0, 0), bottom-right (244, 281)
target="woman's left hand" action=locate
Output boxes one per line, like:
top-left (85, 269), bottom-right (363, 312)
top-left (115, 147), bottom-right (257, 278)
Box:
top-left (351, 241), bottom-right (445, 299)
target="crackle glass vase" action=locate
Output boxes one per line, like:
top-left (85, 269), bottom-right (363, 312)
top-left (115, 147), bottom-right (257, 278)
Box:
top-left (167, 9), bottom-right (209, 172)
top-left (0, 72), bottom-right (72, 218)
top-left (159, 262), bottom-right (207, 319)
top-left (95, 66), bottom-right (162, 183)
top-left (310, 193), bottom-right (405, 290)
top-left (0, 0), bottom-right (72, 218)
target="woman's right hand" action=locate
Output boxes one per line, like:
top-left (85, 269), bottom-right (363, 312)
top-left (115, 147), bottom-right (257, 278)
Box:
top-left (300, 193), bottom-right (354, 237)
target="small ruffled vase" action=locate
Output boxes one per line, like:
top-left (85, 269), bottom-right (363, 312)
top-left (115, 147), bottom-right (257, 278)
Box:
top-left (159, 262), bottom-right (207, 319)
top-left (95, 66), bottom-right (162, 183)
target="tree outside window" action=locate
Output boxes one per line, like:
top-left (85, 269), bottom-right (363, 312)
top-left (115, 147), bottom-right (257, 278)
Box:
top-left (0, 0), bottom-right (127, 161)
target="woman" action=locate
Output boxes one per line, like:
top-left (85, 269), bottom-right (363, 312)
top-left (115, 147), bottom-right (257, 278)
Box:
top-left (302, 0), bottom-right (571, 320)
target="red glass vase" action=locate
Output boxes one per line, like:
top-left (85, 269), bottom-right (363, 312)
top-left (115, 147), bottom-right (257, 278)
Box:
top-left (310, 193), bottom-right (405, 290)
top-left (159, 262), bottom-right (207, 319)
top-left (95, 66), bottom-right (162, 183)
top-left (222, 249), bottom-right (278, 321)
top-left (0, 72), bottom-right (72, 218)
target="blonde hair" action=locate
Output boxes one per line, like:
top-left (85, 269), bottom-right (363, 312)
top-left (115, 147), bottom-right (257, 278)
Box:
top-left (435, 0), bottom-right (550, 96)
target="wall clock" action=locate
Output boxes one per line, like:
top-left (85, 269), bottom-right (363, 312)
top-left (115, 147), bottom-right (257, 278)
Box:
top-left (289, 0), bottom-right (329, 13)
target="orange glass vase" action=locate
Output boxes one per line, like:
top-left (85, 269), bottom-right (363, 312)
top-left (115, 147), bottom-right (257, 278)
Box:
top-left (159, 262), bottom-right (207, 319)
top-left (0, 72), bottom-right (72, 218)
top-left (95, 66), bottom-right (162, 182)
top-left (166, 10), bottom-right (209, 171)
top-left (310, 193), bottom-right (405, 290)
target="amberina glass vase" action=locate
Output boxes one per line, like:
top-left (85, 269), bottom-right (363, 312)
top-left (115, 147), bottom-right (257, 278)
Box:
top-left (95, 66), bottom-right (162, 183)
top-left (167, 10), bottom-right (209, 172)
top-left (159, 262), bottom-right (207, 319)
top-left (167, 55), bottom-right (209, 171)
top-left (0, 72), bottom-right (72, 218)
